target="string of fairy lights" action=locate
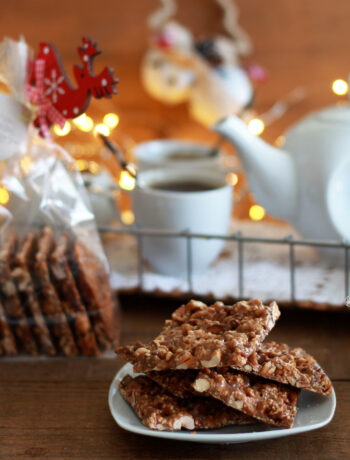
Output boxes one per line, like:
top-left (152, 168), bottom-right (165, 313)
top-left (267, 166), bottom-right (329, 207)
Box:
top-left (0, 78), bottom-right (348, 224)
top-left (53, 112), bottom-right (120, 138)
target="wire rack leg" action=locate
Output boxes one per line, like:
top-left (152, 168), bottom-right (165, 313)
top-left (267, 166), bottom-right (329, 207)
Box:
top-left (186, 234), bottom-right (193, 293)
top-left (238, 239), bottom-right (244, 298)
top-left (137, 234), bottom-right (144, 291)
top-left (289, 239), bottom-right (296, 303)
top-left (345, 247), bottom-right (349, 299)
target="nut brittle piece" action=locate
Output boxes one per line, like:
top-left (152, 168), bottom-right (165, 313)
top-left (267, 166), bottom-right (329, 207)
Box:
top-left (50, 232), bottom-right (99, 356)
top-left (238, 341), bottom-right (332, 395)
top-left (71, 239), bottom-right (115, 350)
top-left (0, 234), bottom-right (38, 355)
top-left (116, 299), bottom-right (280, 373)
top-left (0, 298), bottom-right (17, 355)
top-left (12, 232), bottom-right (56, 355)
top-left (193, 369), bottom-right (300, 428)
top-left (148, 369), bottom-right (200, 399)
top-left (119, 375), bottom-right (256, 431)
top-left (35, 227), bottom-right (77, 356)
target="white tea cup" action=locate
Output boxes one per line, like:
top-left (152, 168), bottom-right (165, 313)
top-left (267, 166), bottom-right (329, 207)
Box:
top-left (132, 168), bottom-right (232, 277)
top-left (133, 139), bottom-right (238, 173)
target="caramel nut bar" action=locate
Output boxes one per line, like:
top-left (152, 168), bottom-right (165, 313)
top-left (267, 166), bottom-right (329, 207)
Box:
top-left (35, 227), bottom-right (77, 356)
top-left (116, 299), bottom-right (280, 373)
top-left (0, 234), bottom-right (38, 355)
top-left (193, 369), bottom-right (300, 428)
top-left (236, 341), bottom-right (332, 396)
top-left (148, 369), bottom-right (200, 399)
top-left (12, 232), bottom-right (56, 355)
top-left (148, 368), bottom-right (299, 428)
top-left (71, 239), bottom-right (114, 350)
top-left (0, 299), bottom-right (17, 355)
top-left (50, 232), bottom-right (99, 356)
top-left (149, 342), bottom-right (333, 398)
top-left (119, 375), bottom-right (256, 431)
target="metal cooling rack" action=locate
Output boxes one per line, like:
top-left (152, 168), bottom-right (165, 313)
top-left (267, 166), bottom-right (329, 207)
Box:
top-left (99, 225), bottom-right (350, 304)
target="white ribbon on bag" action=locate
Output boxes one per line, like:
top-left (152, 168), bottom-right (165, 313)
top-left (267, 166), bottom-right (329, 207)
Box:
top-left (0, 37), bottom-right (31, 160)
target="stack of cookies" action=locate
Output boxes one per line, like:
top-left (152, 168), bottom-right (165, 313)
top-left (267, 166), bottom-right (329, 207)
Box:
top-left (0, 226), bottom-right (117, 357)
top-left (116, 299), bottom-right (332, 431)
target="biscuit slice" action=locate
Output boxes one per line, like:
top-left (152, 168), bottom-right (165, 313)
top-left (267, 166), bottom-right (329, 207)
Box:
top-left (0, 299), bottom-right (17, 355)
top-left (233, 341), bottom-right (332, 396)
top-left (119, 375), bottom-right (256, 431)
top-left (0, 234), bottom-right (37, 355)
top-left (50, 232), bottom-right (99, 356)
top-left (71, 240), bottom-right (114, 350)
top-left (116, 299), bottom-right (280, 373)
top-left (12, 232), bottom-right (56, 355)
top-left (34, 227), bottom-right (77, 356)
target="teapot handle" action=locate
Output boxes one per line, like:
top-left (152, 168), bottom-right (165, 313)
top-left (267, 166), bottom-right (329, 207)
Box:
top-left (326, 156), bottom-right (350, 241)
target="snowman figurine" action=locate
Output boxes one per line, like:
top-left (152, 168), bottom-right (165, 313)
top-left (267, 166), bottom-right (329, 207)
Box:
top-left (189, 36), bottom-right (254, 126)
top-left (141, 21), bottom-right (195, 104)
top-left (141, 0), bottom-right (264, 126)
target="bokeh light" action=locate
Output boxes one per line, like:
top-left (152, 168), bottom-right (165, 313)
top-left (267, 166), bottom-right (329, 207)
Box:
top-left (94, 124), bottom-right (110, 137)
top-left (249, 204), bottom-right (266, 221)
top-left (103, 113), bottom-right (120, 129)
top-left (332, 79), bottom-right (348, 96)
top-left (119, 171), bottom-right (136, 191)
top-left (248, 118), bottom-right (265, 136)
top-left (54, 121), bottom-right (71, 136)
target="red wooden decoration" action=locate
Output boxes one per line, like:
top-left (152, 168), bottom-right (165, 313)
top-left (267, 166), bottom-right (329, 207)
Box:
top-left (28, 37), bottom-right (118, 132)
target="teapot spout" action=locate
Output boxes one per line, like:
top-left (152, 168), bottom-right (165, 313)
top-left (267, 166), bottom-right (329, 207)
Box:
top-left (213, 116), bottom-right (297, 220)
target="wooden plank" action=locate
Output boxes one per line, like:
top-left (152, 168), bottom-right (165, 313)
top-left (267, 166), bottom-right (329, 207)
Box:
top-left (0, 297), bottom-right (349, 459)
top-left (0, 378), bottom-right (347, 460)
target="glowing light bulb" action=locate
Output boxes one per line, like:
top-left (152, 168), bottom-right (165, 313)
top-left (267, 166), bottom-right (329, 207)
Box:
top-left (20, 155), bottom-right (31, 174)
top-left (73, 113), bottom-right (94, 132)
top-left (103, 113), bottom-right (119, 129)
top-left (332, 79), bottom-right (349, 96)
top-left (0, 186), bottom-right (9, 205)
top-left (88, 161), bottom-right (100, 174)
top-left (121, 210), bottom-right (135, 225)
top-left (248, 118), bottom-right (265, 136)
top-left (249, 204), bottom-right (266, 221)
top-left (94, 124), bottom-right (110, 137)
top-left (54, 121), bottom-right (71, 136)
top-left (76, 159), bottom-right (89, 171)
top-left (274, 135), bottom-right (285, 147)
top-left (119, 171), bottom-right (136, 191)
top-left (226, 172), bottom-right (238, 186)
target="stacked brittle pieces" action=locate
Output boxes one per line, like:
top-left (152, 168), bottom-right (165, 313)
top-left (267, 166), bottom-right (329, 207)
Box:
top-left (0, 226), bottom-right (118, 357)
top-left (116, 299), bottom-right (332, 431)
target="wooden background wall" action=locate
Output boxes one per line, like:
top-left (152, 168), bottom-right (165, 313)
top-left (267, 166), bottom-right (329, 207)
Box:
top-left (1, 0), bottom-right (350, 216)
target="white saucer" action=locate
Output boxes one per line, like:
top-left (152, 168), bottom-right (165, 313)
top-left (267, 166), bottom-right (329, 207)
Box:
top-left (108, 363), bottom-right (336, 444)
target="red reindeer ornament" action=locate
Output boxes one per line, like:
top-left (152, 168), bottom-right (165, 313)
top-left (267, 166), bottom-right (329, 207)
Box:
top-left (27, 37), bottom-right (118, 136)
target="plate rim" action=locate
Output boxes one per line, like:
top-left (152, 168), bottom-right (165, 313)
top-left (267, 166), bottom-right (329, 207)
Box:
top-left (108, 363), bottom-right (336, 444)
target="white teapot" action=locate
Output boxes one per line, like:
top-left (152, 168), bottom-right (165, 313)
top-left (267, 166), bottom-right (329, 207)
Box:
top-left (212, 104), bottom-right (350, 243)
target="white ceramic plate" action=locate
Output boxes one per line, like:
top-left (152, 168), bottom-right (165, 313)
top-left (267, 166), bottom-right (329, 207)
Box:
top-left (108, 363), bottom-right (336, 444)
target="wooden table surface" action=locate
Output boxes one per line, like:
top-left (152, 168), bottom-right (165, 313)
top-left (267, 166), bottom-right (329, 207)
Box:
top-left (0, 294), bottom-right (349, 460)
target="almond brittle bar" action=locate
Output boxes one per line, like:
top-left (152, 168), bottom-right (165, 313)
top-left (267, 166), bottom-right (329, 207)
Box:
top-left (116, 299), bottom-right (280, 373)
top-left (119, 375), bottom-right (256, 431)
top-left (0, 234), bottom-right (38, 355)
top-left (236, 341), bottom-right (332, 395)
top-left (148, 369), bottom-right (199, 399)
top-left (35, 227), bottom-right (77, 356)
top-left (193, 369), bottom-right (300, 428)
top-left (50, 232), bottom-right (99, 356)
top-left (12, 232), bottom-right (56, 356)
top-left (0, 299), bottom-right (17, 355)
top-left (71, 239), bottom-right (115, 350)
